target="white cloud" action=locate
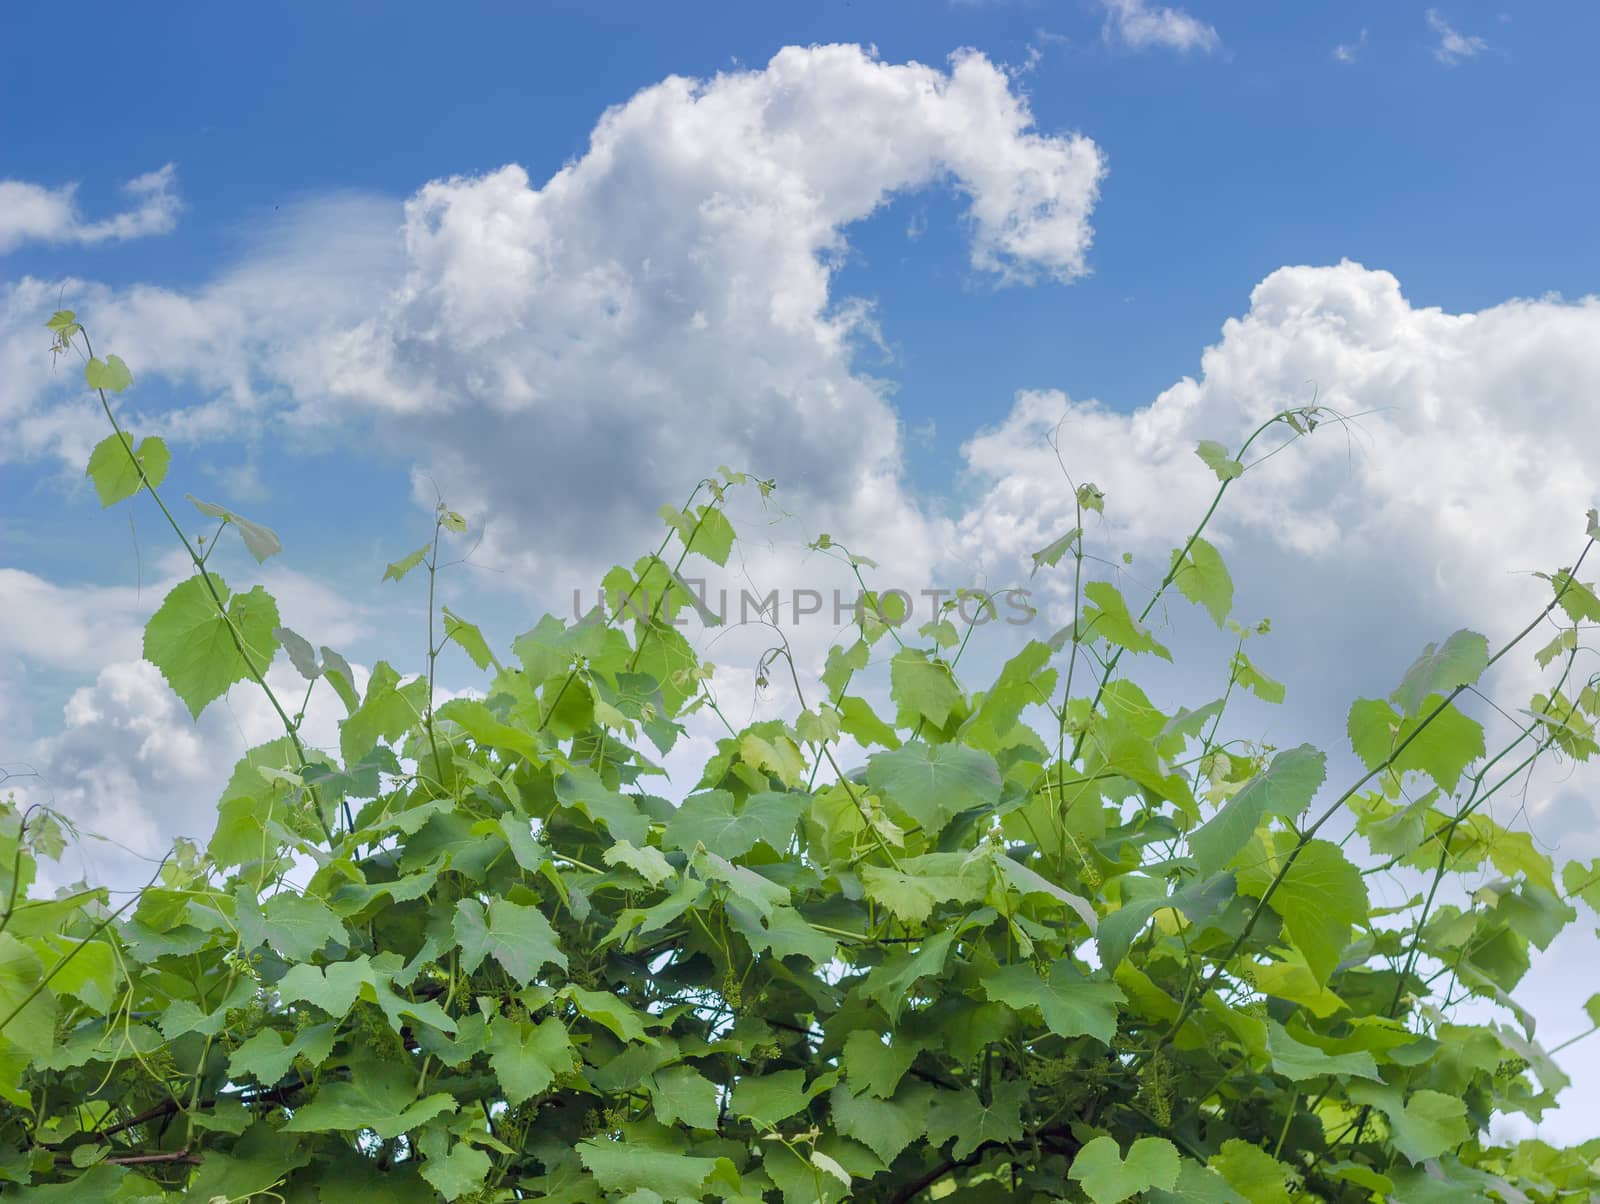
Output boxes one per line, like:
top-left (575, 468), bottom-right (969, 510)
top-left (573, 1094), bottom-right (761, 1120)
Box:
top-left (2, 46), bottom-right (1102, 600)
top-left (1333, 28), bottom-right (1368, 64)
top-left (1098, 0), bottom-right (1220, 55)
top-left (0, 164), bottom-right (182, 255)
top-left (1427, 8), bottom-right (1488, 64)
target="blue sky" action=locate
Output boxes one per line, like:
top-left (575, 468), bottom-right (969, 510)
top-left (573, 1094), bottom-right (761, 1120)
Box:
top-left (5, 0), bottom-right (1600, 1139)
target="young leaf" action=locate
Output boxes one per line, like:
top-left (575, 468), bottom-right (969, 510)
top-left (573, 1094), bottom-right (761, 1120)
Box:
top-left (1077, 580), bottom-right (1172, 661)
top-left (85, 433), bottom-right (169, 507)
top-left (84, 354), bottom-right (133, 393)
top-left (1195, 439), bottom-right (1244, 482)
top-left (1031, 527), bottom-right (1081, 576)
top-left (143, 575), bottom-right (282, 718)
top-left (441, 606), bottom-right (497, 670)
top-left (384, 542), bottom-right (431, 583)
top-left (1170, 535), bottom-right (1234, 627)
top-left (187, 494), bottom-right (283, 563)
top-left (275, 626), bottom-right (320, 680)
top-left (1391, 629), bottom-right (1489, 717)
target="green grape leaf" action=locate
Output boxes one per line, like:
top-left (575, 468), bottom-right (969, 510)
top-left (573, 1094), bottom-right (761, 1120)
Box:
top-left (1147, 1160), bottom-right (1248, 1203)
top-left (1392, 629), bottom-right (1489, 717)
top-left (554, 767), bottom-right (650, 845)
top-left (731, 1069), bottom-right (811, 1128)
top-left (1347, 1085), bottom-right (1469, 1164)
top-left (860, 854), bottom-right (987, 925)
top-left (646, 1064), bottom-right (721, 1129)
top-left (384, 542), bottom-right (431, 583)
top-left (861, 930), bottom-right (955, 1024)
top-left (925, 1078), bottom-right (1027, 1160)
top-left (841, 1030), bottom-right (921, 1099)
top-left (487, 1015), bottom-right (575, 1105)
top-left (838, 694), bottom-right (901, 749)
top-left (1266, 1021), bottom-right (1381, 1082)
top-left (283, 1061), bottom-right (455, 1138)
top-left (1238, 836), bottom-right (1368, 986)
top-left (1196, 440), bottom-right (1244, 482)
top-left (143, 574), bottom-right (281, 718)
top-left (453, 898), bottom-right (567, 985)
top-left (228, 1023), bottom-right (337, 1084)
top-left (275, 625), bottom-right (320, 680)
top-left (1170, 535), bottom-right (1234, 627)
top-left (320, 645), bottom-right (360, 711)
top-left (1070, 1135), bottom-right (1181, 1204)
top-left (84, 354), bottom-right (133, 393)
top-left (1096, 897), bottom-right (1166, 971)
top-left (85, 433), bottom-right (169, 507)
top-left (1208, 1141), bottom-right (1292, 1203)
top-left (602, 840), bottom-right (675, 885)
top-left (866, 741), bottom-right (1001, 838)
top-left (829, 1080), bottom-right (929, 1163)
top-left (255, 889), bottom-right (347, 961)
top-left (1078, 580), bottom-right (1172, 660)
top-left (341, 662), bottom-right (428, 765)
top-left (1563, 859), bottom-right (1600, 912)
top-left (1187, 745), bottom-right (1325, 878)
top-left (663, 790), bottom-right (803, 859)
top-left (419, 1133), bottom-right (492, 1201)
top-left (1550, 569), bottom-right (1600, 624)
top-left (577, 1143), bottom-right (735, 1197)
top-left (1232, 648), bottom-right (1285, 704)
top-left (980, 961), bottom-right (1124, 1045)
top-left (565, 986), bottom-right (653, 1042)
top-left (1348, 697), bottom-right (1485, 793)
top-left (187, 494), bottom-right (282, 563)
top-left (684, 504), bottom-right (736, 565)
top-left (889, 649), bottom-right (963, 728)
top-left (441, 606), bottom-right (497, 670)
top-left (1031, 527), bottom-right (1082, 576)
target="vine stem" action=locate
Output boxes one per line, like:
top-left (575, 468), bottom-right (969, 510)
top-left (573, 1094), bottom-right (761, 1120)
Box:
top-left (1056, 408), bottom-right (1301, 776)
top-left (1140, 532), bottom-right (1596, 1071)
top-left (73, 325), bottom-right (336, 847)
top-left (0, 853), bottom-right (172, 1038)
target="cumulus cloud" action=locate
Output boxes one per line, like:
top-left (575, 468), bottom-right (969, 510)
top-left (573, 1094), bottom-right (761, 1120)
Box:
top-left (1427, 8), bottom-right (1488, 64)
top-left (2, 46), bottom-right (1102, 597)
top-left (1098, 0), bottom-right (1220, 55)
top-left (0, 164), bottom-right (182, 255)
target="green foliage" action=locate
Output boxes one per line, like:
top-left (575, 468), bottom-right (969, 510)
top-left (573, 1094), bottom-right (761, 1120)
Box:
top-left (5, 321), bottom-right (1599, 1202)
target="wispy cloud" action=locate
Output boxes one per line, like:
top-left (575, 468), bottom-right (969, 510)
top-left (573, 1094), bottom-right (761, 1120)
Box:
top-left (1098, 0), bottom-right (1220, 55)
top-left (1426, 8), bottom-right (1488, 65)
top-left (0, 164), bottom-right (181, 255)
top-left (1333, 27), bottom-right (1368, 64)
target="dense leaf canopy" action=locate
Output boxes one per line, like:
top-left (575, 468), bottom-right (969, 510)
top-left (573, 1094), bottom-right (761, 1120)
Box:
top-left (2, 315), bottom-right (1598, 1201)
